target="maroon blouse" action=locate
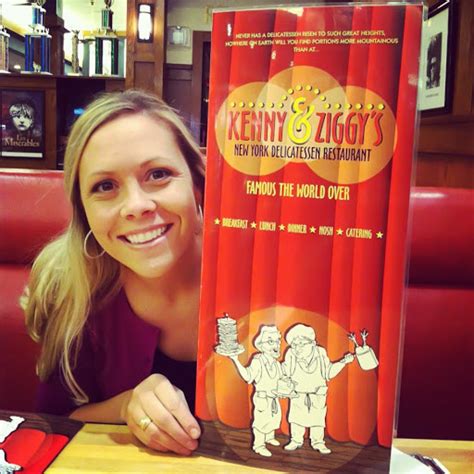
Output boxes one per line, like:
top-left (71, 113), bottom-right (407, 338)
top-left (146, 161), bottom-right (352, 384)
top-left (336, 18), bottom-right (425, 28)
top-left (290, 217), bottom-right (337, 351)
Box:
top-left (36, 290), bottom-right (161, 415)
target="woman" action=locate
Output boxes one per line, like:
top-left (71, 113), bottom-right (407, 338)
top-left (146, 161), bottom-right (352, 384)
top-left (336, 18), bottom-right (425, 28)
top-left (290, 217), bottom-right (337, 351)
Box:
top-left (23, 90), bottom-right (205, 456)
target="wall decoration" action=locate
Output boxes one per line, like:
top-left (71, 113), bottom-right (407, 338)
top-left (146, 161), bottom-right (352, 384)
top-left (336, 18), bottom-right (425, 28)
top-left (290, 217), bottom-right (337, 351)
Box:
top-left (419, 0), bottom-right (455, 113)
top-left (1, 90), bottom-right (45, 159)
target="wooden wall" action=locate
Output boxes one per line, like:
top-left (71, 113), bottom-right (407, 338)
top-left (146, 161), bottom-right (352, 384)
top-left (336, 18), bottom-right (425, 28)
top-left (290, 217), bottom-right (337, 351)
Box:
top-left (163, 64), bottom-right (193, 131)
top-left (126, 0), bottom-right (165, 96)
top-left (415, 0), bottom-right (474, 188)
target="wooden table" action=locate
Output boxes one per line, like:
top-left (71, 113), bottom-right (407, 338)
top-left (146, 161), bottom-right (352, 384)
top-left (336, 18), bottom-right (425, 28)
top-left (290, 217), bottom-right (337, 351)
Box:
top-left (393, 438), bottom-right (473, 473)
top-left (47, 423), bottom-right (473, 473)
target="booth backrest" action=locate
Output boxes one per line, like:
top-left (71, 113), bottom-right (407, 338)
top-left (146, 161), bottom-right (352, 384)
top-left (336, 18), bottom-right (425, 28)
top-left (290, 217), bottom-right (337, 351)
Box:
top-left (0, 169), bottom-right (472, 440)
top-left (0, 169), bottom-right (70, 411)
top-left (397, 187), bottom-right (474, 441)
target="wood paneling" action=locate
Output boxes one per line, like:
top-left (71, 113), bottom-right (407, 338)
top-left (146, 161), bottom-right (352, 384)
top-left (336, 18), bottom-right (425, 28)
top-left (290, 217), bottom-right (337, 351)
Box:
top-left (416, 0), bottom-right (474, 188)
top-left (45, 14), bottom-right (67, 76)
top-left (133, 61), bottom-right (155, 91)
top-left (416, 153), bottom-right (473, 188)
top-left (126, 0), bottom-right (165, 96)
top-left (190, 31), bottom-right (211, 145)
top-left (418, 117), bottom-right (474, 156)
top-left (163, 64), bottom-right (193, 130)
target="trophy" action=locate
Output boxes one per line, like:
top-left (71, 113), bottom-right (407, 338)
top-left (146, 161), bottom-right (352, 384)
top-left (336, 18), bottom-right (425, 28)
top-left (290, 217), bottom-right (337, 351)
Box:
top-left (92, 0), bottom-right (119, 76)
top-left (0, 26), bottom-right (9, 73)
top-left (0, 3), bottom-right (10, 73)
top-left (24, 0), bottom-right (51, 74)
top-left (69, 30), bottom-right (81, 75)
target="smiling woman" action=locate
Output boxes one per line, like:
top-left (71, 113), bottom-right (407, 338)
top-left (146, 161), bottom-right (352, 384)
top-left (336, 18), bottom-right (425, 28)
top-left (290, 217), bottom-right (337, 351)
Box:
top-left (21, 90), bottom-right (205, 456)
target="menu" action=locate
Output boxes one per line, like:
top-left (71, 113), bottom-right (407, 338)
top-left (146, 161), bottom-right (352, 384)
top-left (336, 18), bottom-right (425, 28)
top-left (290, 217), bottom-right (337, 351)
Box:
top-left (196, 3), bottom-right (422, 471)
top-left (0, 410), bottom-right (83, 473)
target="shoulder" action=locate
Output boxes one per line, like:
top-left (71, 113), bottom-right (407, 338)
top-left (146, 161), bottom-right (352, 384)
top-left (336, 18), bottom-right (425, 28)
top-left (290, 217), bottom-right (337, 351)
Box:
top-left (316, 345), bottom-right (329, 360)
top-left (249, 353), bottom-right (264, 367)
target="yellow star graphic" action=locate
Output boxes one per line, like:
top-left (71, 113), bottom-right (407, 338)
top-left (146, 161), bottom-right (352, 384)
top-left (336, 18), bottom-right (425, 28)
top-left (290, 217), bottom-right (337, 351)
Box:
top-left (214, 218), bottom-right (220, 225)
top-left (251, 222), bottom-right (257, 229)
top-left (279, 224), bottom-right (286, 231)
top-left (310, 226), bottom-right (316, 233)
top-left (376, 231), bottom-right (384, 239)
top-left (336, 228), bottom-right (343, 236)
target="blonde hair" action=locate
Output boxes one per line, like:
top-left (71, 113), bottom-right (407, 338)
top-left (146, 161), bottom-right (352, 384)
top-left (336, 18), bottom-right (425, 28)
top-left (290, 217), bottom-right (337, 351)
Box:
top-left (23, 90), bottom-right (205, 405)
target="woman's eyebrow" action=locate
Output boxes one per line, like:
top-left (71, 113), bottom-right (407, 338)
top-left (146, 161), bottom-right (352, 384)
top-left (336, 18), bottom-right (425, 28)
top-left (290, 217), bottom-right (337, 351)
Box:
top-left (86, 157), bottom-right (174, 179)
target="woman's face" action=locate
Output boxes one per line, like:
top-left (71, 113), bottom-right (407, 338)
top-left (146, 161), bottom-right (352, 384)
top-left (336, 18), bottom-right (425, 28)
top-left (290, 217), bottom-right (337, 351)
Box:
top-left (79, 113), bottom-right (201, 280)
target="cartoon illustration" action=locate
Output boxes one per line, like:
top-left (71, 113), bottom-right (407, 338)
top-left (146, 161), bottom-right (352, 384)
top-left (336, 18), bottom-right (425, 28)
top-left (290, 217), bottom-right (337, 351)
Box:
top-left (226, 325), bottom-right (287, 457)
top-left (0, 450), bottom-right (22, 474)
top-left (0, 416), bottom-right (24, 474)
top-left (215, 313), bottom-right (244, 357)
top-left (282, 324), bottom-right (354, 453)
top-left (0, 416), bottom-right (24, 443)
top-left (348, 329), bottom-right (379, 371)
top-left (215, 316), bottom-right (380, 457)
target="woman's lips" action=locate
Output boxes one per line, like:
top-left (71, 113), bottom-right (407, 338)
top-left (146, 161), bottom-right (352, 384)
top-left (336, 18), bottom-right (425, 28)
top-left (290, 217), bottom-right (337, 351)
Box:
top-left (120, 224), bottom-right (172, 245)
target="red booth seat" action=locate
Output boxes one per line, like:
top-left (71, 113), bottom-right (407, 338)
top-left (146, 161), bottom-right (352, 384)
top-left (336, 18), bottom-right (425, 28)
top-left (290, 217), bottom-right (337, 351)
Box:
top-left (397, 187), bottom-right (474, 441)
top-left (0, 169), bottom-right (472, 441)
top-left (0, 169), bottom-right (71, 411)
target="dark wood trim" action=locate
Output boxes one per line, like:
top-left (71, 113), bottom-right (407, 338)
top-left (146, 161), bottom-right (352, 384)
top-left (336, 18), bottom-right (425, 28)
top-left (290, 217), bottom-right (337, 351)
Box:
top-left (452, 0), bottom-right (473, 114)
top-left (45, 14), bottom-right (68, 76)
top-left (190, 31), bottom-right (211, 144)
top-left (126, 0), bottom-right (165, 95)
top-left (165, 63), bottom-right (193, 81)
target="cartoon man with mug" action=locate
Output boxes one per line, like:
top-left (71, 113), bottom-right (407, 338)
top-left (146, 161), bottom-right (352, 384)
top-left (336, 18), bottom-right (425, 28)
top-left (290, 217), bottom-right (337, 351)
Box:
top-left (283, 324), bottom-right (354, 454)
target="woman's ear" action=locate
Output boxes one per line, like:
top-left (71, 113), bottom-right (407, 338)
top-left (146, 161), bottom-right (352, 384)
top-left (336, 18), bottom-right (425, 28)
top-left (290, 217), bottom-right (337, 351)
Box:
top-left (194, 187), bottom-right (203, 208)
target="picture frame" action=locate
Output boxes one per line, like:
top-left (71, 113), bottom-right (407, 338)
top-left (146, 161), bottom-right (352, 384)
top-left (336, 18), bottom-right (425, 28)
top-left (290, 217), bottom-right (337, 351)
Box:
top-left (0, 89), bottom-right (45, 159)
top-left (419, 0), bottom-right (456, 114)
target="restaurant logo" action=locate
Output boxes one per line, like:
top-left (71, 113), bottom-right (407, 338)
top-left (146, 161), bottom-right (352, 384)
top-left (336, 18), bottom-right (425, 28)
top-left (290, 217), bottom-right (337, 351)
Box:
top-left (215, 66), bottom-right (397, 184)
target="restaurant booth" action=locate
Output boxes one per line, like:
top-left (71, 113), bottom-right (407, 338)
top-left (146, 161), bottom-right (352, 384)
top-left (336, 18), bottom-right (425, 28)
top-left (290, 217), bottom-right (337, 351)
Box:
top-left (0, 0), bottom-right (472, 471)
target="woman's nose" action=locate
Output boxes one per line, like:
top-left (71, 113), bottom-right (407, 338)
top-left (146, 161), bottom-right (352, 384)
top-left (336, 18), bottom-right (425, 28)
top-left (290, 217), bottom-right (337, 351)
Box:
top-left (120, 185), bottom-right (157, 219)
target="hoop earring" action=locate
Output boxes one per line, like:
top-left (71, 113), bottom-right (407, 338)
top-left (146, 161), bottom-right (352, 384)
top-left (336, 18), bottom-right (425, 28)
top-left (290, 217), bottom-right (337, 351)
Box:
top-left (195, 204), bottom-right (203, 236)
top-left (83, 229), bottom-right (105, 259)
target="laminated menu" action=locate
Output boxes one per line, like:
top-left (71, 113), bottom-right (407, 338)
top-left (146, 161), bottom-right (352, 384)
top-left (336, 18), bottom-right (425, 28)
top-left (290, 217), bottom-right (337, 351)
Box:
top-left (0, 410), bottom-right (83, 473)
top-left (196, 2), bottom-right (423, 472)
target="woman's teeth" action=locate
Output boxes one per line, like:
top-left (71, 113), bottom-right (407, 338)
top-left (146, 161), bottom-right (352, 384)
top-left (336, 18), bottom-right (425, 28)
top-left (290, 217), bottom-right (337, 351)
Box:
top-left (125, 226), bottom-right (168, 244)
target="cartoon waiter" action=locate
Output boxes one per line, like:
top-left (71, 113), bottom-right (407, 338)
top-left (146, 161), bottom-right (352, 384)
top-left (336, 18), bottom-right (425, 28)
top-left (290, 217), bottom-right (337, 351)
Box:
top-left (227, 325), bottom-right (284, 457)
top-left (283, 324), bottom-right (354, 454)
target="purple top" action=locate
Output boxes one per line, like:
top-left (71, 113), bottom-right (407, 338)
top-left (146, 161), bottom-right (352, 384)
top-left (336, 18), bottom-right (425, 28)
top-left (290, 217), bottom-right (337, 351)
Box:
top-left (36, 290), bottom-right (159, 415)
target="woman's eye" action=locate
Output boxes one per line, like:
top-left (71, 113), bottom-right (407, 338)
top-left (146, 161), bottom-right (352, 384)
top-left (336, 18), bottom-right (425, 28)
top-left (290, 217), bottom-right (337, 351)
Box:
top-left (92, 180), bottom-right (115, 193)
top-left (149, 169), bottom-right (171, 181)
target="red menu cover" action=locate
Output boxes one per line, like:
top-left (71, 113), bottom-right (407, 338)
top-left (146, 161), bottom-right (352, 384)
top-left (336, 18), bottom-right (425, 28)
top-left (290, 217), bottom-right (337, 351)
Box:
top-left (0, 410), bottom-right (83, 473)
top-left (196, 3), bottom-right (422, 471)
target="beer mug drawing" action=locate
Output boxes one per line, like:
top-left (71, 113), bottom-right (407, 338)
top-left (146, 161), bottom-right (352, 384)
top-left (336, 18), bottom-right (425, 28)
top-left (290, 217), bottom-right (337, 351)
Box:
top-left (348, 330), bottom-right (379, 371)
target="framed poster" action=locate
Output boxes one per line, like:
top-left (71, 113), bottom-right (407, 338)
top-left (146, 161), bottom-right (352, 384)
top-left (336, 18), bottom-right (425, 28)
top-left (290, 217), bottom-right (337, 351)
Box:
top-left (419, 0), bottom-right (455, 113)
top-left (0, 89), bottom-right (45, 159)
